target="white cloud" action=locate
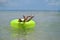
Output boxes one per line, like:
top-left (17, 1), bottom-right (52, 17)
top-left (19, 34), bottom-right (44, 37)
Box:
top-left (24, 0), bottom-right (31, 4)
top-left (46, 0), bottom-right (60, 6)
top-left (5, 0), bottom-right (32, 8)
top-left (0, 0), bottom-right (33, 7)
top-left (0, 0), bottom-right (8, 4)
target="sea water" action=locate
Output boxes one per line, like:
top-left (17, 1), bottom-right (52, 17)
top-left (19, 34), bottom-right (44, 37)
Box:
top-left (0, 11), bottom-right (60, 40)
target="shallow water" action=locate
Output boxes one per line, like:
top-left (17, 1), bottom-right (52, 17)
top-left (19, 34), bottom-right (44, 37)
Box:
top-left (0, 11), bottom-right (60, 40)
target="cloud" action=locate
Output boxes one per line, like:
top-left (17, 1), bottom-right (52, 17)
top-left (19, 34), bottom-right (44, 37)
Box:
top-left (0, 0), bottom-right (8, 7)
top-left (5, 0), bottom-right (32, 8)
top-left (0, 0), bottom-right (8, 4)
top-left (0, 0), bottom-right (59, 10)
top-left (46, 0), bottom-right (60, 6)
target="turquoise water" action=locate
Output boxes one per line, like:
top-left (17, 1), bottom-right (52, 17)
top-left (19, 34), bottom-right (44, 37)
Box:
top-left (0, 11), bottom-right (60, 40)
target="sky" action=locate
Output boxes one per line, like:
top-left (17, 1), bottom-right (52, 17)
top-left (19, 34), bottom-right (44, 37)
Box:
top-left (0, 0), bottom-right (60, 10)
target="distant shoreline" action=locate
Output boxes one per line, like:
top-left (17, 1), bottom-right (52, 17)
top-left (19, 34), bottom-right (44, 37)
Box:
top-left (0, 10), bottom-right (59, 12)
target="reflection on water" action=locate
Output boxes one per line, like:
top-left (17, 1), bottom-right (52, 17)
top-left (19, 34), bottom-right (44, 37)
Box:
top-left (0, 11), bottom-right (60, 40)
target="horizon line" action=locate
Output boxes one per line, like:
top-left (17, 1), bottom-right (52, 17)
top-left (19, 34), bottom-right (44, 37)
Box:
top-left (0, 10), bottom-right (60, 12)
